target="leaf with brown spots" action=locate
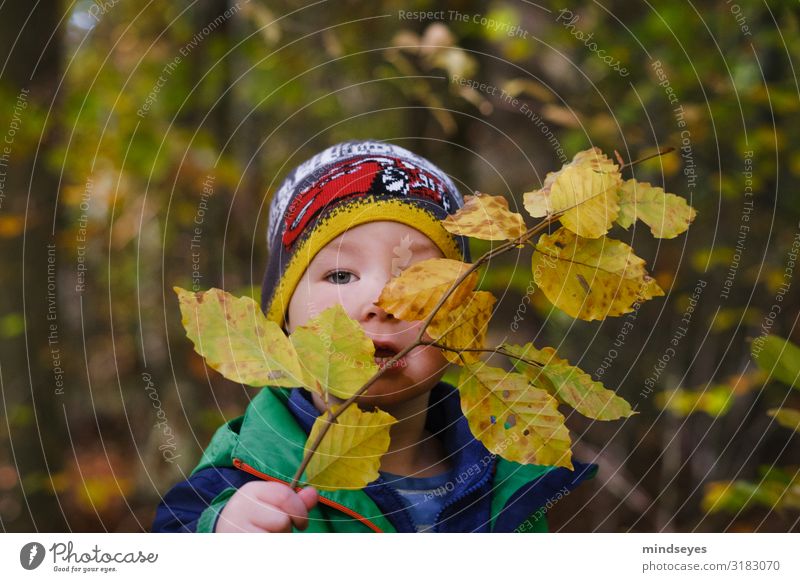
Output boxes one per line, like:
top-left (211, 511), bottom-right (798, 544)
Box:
top-left (174, 287), bottom-right (304, 388)
top-left (304, 404), bottom-right (396, 491)
top-left (523, 147), bottom-right (622, 239)
top-left (457, 362), bottom-right (573, 469)
top-left (441, 193), bottom-right (527, 241)
top-left (531, 227), bottom-right (664, 321)
top-left (427, 291), bottom-right (496, 364)
top-left (376, 258), bottom-right (478, 322)
top-left (616, 179), bottom-right (697, 238)
top-left (503, 343), bottom-right (635, 420)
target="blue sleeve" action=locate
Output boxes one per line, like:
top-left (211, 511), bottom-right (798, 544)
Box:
top-left (151, 467), bottom-right (258, 533)
top-left (492, 461), bottom-right (598, 533)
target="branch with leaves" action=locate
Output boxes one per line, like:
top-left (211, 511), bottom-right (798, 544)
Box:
top-left (175, 147), bottom-right (696, 490)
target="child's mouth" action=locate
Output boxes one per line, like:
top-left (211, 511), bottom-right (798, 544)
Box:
top-left (373, 345), bottom-right (406, 370)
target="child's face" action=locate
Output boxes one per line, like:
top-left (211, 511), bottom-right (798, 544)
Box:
top-left (286, 221), bottom-right (449, 409)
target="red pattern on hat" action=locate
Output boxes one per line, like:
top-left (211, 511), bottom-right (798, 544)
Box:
top-left (282, 156), bottom-right (447, 249)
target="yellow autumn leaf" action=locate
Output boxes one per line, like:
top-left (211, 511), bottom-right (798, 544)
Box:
top-left (531, 227), bottom-right (664, 321)
top-left (702, 471), bottom-right (800, 514)
top-left (174, 287), bottom-right (304, 387)
top-left (428, 291), bottom-right (496, 364)
top-left (441, 193), bottom-right (527, 241)
top-left (0, 214), bottom-right (25, 238)
top-left (304, 404), bottom-right (396, 491)
top-left (768, 408), bottom-right (800, 432)
top-left (616, 179), bottom-right (697, 238)
top-left (458, 362), bottom-right (573, 469)
top-left (376, 257), bottom-right (478, 321)
top-left (523, 147), bottom-right (622, 238)
top-left (503, 343), bottom-right (634, 420)
top-left (657, 386), bottom-right (736, 417)
top-left (290, 304), bottom-right (379, 400)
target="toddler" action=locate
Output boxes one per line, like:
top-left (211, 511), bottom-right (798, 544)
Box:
top-left (153, 140), bottom-right (596, 533)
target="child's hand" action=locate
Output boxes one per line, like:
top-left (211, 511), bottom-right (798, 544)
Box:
top-left (215, 481), bottom-right (319, 533)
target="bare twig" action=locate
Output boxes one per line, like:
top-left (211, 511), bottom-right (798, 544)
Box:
top-left (619, 147), bottom-right (675, 171)
top-left (421, 340), bottom-right (546, 371)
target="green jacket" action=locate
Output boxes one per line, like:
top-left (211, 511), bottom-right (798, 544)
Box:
top-left (154, 382), bottom-right (597, 533)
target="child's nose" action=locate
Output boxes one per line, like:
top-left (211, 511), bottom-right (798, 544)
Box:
top-left (364, 300), bottom-right (394, 322)
top-left (359, 274), bottom-right (395, 322)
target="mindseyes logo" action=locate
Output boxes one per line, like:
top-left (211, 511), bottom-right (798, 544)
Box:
top-left (20, 542), bottom-right (46, 570)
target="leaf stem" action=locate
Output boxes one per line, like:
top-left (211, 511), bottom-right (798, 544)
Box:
top-left (421, 341), bottom-right (545, 370)
top-left (619, 147), bottom-right (675, 171)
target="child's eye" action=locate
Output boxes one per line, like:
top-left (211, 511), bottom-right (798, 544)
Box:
top-left (325, 270), bottom-right (355, 285)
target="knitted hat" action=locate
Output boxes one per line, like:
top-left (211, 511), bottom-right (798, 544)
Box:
top-left (261, 140), bottom-right (471, 326)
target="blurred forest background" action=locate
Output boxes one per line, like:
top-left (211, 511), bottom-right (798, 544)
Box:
top-left (1, 0), bottom-right (798, 532)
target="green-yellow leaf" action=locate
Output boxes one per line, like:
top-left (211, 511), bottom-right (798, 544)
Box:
top-left (376, 258), bottom-right (477, 321)
top-left (458, 362), bottom-right (573, 469)
top-left (702, 468), bottom-right (800, 513)
top-left (768, 408), bottom-right (800, 432)
top-left (523, 148), bottom-right (622, 238)
top-left (174, 287), bottom-right (304, 387)
top-left (290, 304), bottom-right (378, 400)
top-left (656, 386), bottom-right (736, 417)
top-left (442, 193), bottom-right (527, 241)
top-left (752, 334), bottom-right (800, 389)
top-left (616, 179), bottom-right (697, 238)
top-left (428, 291), bottom-right (496, 365)
top-left (531, 227), bottom-right (664, 321)
top-left (503, 343), bottom-right (634, 420)
top-left (304, 404), bottom-right (396, 491)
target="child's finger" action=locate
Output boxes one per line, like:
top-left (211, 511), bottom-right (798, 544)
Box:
top-left (256, 482), bottom-right (312, 531)
top-left (297, 486), bottom-right (319, 511)
top-left (246, 481), bottom-right (311, 531)
top-left (247, 502), bottom-right (294, 533)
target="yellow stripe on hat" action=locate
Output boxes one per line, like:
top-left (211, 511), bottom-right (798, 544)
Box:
top-left (266, 196), bottom-right (464, 326)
